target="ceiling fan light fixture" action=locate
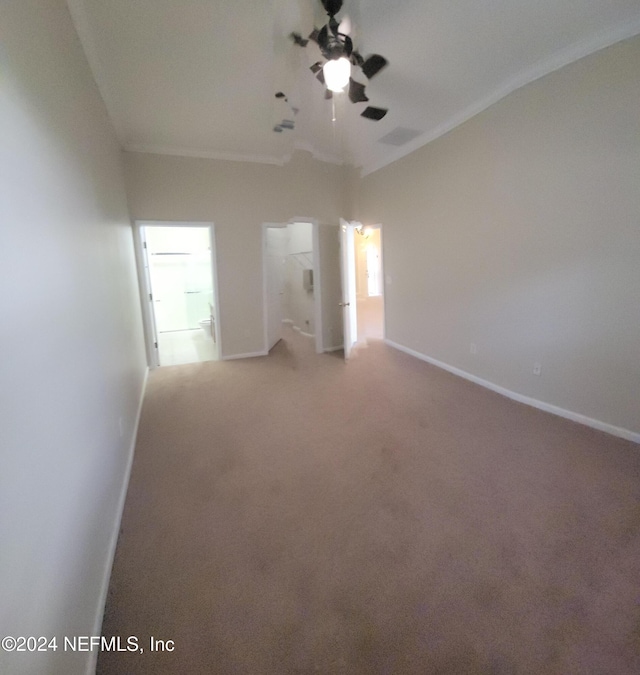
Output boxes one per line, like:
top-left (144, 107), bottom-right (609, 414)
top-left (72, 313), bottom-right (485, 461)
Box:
top-left (323, 57), bottom-right (351, 92)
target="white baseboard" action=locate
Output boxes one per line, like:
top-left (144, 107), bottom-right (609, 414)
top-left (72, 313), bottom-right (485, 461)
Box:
top-left (324, 345), bottom-right (344, 353)
top-left (222, 350), bottom-right (268, 361)
top-left (87, 366), bottom-right (149, 674)
top-left (282, 318), bottom-right (294, 325)
top-left (385, 340), bottom-right (640, 444)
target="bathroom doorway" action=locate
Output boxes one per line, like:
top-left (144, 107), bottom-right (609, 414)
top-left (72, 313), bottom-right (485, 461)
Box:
top-left (136, 222), bottom-right (221, 367)
top-left (263, 220), bottom-right (322, 355)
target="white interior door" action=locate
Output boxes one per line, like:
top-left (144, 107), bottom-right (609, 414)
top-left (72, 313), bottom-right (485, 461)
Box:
top-left (339, 219), bottom-right (358, 361)
top-left (140, 230), bottom-right (160, 367)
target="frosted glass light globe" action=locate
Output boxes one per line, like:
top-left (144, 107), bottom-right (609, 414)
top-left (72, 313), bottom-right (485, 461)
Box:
top-left (323, 57), bottom-right (351, 93)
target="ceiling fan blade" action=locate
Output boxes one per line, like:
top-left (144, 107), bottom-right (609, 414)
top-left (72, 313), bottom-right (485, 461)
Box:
top-left (361, 106), bottom-right (388, 121)
top-left (321, 0), bottom-right (343, 15)
top-left (290, 32), bottom-right (309, 48)
top-left (339, 15), bottom-right (352, 36)
top-left (310, 61), bottom-right (323, 74)
top-left (308, 28), bottom-right (320, 43)
top-left (361, 54), bottom-right (388, 79)
top-left (348, 78), bottom-right (369, 104)
top-left (350, 50), bottom-right (364, 67)
top-left (317, 25), bottom-right (329, 51)
top-left (324, 89), bottom-right (333, 100)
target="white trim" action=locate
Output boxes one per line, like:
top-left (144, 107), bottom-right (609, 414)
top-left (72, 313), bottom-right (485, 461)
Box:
top-left (385, 340), bottom-right (640, 444)
top-left (132, 224), bottom-right (159, 368)
top-left (324, 345), bottom-right (344, 353)
top-left (222, 351), bottom-right (268, 361)
top-left (209, 228), bottom-right (224, 358)
top-left (87, 366), bottom-right (149, 675)
top-left (361, 21), bottom-right (640, 177)
top-left (126, 144), bottom-right (287, 167)
top-left (124, 143), bottom-right (344, 168)
top-left (282, 318), bottom-right (294, 325)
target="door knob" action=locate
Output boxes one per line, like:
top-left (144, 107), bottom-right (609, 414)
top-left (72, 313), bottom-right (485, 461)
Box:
top-left (339, 302), bottom-right (350, 307)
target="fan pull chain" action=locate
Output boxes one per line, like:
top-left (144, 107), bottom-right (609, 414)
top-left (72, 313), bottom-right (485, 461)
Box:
top-left (332, 97), bottom-right (336, 123)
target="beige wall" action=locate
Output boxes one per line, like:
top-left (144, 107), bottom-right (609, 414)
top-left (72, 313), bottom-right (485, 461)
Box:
top-left (0, 1), bottom-right (147, 673)
top-left (124, 150), bottom-right (350, 356)
top-left (358, 37), bottom-right (640, 435)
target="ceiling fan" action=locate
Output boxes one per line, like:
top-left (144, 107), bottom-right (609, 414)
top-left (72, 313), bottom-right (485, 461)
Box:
top-left (289, 0), bottom-right (389, 121)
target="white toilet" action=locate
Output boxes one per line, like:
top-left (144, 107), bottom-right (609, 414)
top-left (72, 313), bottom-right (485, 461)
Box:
top-left (198, 318), bottom-right (213, 340)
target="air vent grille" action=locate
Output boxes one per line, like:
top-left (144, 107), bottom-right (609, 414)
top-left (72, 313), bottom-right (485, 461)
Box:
top-left (378, 127), bottom-right (422, 146)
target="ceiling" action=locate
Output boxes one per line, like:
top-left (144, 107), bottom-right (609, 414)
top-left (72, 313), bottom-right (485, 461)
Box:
top-left (67, 0), bottom-right (640, 175)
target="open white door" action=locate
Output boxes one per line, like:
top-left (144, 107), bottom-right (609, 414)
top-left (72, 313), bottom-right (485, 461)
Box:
top-left (339, 219), bottom-right (358, 361)
top-left (140, 228), bottom-right (160, 367)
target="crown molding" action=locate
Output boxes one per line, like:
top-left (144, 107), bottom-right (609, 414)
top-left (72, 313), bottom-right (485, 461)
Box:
top-left (124, 143), bottom-right (289, 166)
top-left (124, 140), bottom-right (345, 168)
top-left (361, 20), bottom-right (640, 177)
top-left (290, 140), bottom-right (344, 166)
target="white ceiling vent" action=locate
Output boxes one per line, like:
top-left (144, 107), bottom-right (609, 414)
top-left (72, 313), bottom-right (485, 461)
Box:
top-left (378, 127), bottom-right (423, 147)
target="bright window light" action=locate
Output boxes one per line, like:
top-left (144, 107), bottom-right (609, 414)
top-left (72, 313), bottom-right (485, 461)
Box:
top-left (366, 243), bottom-right (382, 297)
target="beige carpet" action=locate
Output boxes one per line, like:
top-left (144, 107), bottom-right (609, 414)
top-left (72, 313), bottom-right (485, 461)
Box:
top-left (99, 330), bottom-right (640, 674)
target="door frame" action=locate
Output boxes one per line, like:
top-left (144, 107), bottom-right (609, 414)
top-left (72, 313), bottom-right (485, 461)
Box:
top-left (133, 220), bottom-right (223, 368)
top-left (262, 217), bottom-right (324, 355)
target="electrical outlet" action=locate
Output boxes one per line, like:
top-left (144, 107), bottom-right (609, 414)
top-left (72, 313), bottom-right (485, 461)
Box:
top-left (470, 343), bottom-right (477, 355)
top-left (533, 362), bottom-right (542, 376)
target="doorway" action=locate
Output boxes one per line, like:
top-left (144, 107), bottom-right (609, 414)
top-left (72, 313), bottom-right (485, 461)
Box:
top-left (339, 221), bottom-right (385, 361)
top-left (354, 225), bottom-right (384, 341)
top-left (136, 222), bottom-right (221, 367)
top-left (263, 220), bottom-right (320, 354)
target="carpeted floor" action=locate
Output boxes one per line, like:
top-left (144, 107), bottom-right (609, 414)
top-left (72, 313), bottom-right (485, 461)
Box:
top-left (98, 330), bottom-right (640, 674)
